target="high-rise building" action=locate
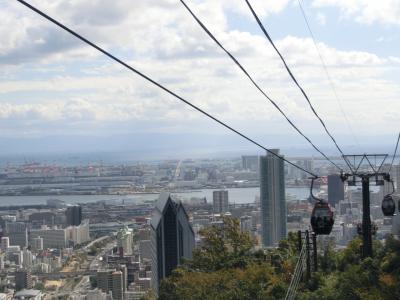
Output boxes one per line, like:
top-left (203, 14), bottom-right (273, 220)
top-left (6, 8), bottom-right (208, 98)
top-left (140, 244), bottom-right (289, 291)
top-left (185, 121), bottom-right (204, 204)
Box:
top-left (15, 269), bottom-right (32, 290)
top-left (117, 226), bottom-right (133, 256)
top-left (139, 240), bottom-right (151, 262)
top-left (288, 164), bottom-right (301, 180)
top-left (241, 155), bottom-right (259, 172)
top-left (1, 237), bottom-right (9, 252)
top-left (10, 250), bottom-right (22, 266)
top-left (0, 253), bottom-right (4, 270)
top-left (32, 236), bottom-right (43, 252)
top-left (150, 193), bottom-right (195, 296)
top-left (30, 228), bottom-right (67, 249)
top-left (213, 190), bottom-right (229, 214)
top-left (6, 245), bottom-right (21, 263)
top-left (251, 210), bottom-right (260, 232)
top-left (112, 271), bottom-right (124, 300)
top-left (288, 159), bottom-right (314, 180)
top-left (302, 159), bottom-right (314, 173)
top-left (119, 265), bottom-right (128, 294)
top-left (66, 220), bottom-right (90, 246)
top-left (240, 216), bottom-right (252, 233)
top-left (301, 159), bottom-right (314, 179)
top-left (260, 149), bottom-right (286, 247)
top-left (5, 222), bottom-right (28, 248)
top-left (97, 269), bottom-right (115, 294)
top-left (66, 205), bottom-right (82, 226)
top-left (328, 174), bottom-right (345, 207)
top-left (97, 268), bottom-right (126, 300)
top-left (28, 212), bottom-right (56, 227)
top-left (22, 248), bottom-right (33, 269)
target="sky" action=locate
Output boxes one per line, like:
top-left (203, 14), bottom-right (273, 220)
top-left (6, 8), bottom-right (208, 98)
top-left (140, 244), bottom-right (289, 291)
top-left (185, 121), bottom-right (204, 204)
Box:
top-left (0, 0), bottom-right (399, 158)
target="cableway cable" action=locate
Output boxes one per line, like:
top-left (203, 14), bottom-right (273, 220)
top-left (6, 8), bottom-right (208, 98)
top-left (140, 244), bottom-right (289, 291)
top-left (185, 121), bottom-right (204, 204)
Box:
top-left (15, 0), bottom-right (319, 178)
top-left (388, 132), bottom-right (400, 174)
top-left (179, 0), bottom-right (343, 172)
top-left (296, 0), bottom-right (361, 151)
top-left (244, 0), bottom-right (352, 171)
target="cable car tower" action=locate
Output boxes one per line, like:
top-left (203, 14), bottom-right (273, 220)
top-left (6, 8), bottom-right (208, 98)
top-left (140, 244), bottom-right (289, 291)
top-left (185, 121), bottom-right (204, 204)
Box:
top-left (340, 154), bottom-right (393, 258)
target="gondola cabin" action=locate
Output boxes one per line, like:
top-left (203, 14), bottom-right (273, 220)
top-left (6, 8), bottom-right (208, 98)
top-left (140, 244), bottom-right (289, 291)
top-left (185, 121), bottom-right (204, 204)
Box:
top-left (310, 202), bottom-right (334, 235)
top-left (381, 195), bottom-right (395, 216)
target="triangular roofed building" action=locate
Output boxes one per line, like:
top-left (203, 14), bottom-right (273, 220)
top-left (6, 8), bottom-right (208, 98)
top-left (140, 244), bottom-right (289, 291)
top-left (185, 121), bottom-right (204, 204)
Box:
top-left (151, 193), bottom-right (195, 295)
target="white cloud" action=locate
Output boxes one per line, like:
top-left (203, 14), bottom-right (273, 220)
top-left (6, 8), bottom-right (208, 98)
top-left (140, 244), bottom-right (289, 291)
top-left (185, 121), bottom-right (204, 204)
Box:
top-left (0, 0), bottom-right (293, 65)
top-left (389, 56), bottom-right (400, 64)
top-left (224, 0), bottom-right (291, 18)
top-left (376, 36), bottom-right (396, 43)
top-left (316, 12), bottom-right (327, 26)
top-left (0, 0), bottom-right (398, 143)
top-left (312, 0), bottom-right (400, 26)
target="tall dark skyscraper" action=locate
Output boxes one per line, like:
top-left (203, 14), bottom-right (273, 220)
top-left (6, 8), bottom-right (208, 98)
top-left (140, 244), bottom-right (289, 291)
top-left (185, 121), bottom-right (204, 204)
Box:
top-left (65, 205), bottom-right (82, 226)
top-left (260, 149), bottom-right (286, 247)
top-left (327, 174), bottom-right (345, 207)
top-left (150, 193), bottom-right (195, 296)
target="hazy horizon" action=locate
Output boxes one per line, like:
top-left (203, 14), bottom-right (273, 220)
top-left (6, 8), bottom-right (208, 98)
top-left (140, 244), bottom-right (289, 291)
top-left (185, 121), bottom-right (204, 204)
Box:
top-left (0, 132), bottom-right (397, 165)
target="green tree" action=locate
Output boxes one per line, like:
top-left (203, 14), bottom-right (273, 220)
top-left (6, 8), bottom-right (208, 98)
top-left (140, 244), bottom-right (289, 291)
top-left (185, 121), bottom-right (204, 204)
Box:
top-left (34, 282), bottom-right (45, 291)
top-left (160, 216), bottom-right (288, 300)
top-left (299, 235), bottom-right (400, 300)
top-left (160, 218), bottom-right (400, 300)
top-left (187, 217), bottom-right (254, 272)
top-left (336, 238), bottom-right (362, 271)
top-left (160, 263), bottom-right (286, 300)
top-left (141, 290), bottom-right (157, 300)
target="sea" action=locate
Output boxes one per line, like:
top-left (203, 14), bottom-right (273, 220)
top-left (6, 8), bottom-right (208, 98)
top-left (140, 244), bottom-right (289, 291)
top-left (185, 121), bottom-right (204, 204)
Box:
top-left (0, 187), bottom-right (310, 207)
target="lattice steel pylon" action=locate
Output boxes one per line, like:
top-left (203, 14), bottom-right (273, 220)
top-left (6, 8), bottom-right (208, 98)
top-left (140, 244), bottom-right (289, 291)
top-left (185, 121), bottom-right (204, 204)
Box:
top-left (341, 154), bottom-right (391, 258)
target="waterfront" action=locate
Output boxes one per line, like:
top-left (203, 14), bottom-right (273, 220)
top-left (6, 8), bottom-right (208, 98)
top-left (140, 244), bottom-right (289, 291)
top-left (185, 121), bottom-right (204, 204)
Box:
top-left (0, 187), bottom-right (310, 206)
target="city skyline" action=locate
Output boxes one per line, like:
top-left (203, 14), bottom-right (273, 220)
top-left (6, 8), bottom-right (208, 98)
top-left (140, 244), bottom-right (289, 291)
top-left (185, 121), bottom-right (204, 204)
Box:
top-left (0, 149), bottom-right (397, 298)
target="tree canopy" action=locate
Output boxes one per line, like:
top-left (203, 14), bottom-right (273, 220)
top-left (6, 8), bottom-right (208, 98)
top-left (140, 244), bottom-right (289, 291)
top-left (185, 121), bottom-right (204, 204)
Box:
top-left (156, 217), bottom-right (400, 300)
top-left (159, 217), bottom-right (293, 300)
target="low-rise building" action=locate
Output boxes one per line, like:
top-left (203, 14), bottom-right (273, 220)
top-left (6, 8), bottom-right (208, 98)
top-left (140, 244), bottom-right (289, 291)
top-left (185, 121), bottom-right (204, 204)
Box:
top-left (14, 289), bottom-right (42, 300)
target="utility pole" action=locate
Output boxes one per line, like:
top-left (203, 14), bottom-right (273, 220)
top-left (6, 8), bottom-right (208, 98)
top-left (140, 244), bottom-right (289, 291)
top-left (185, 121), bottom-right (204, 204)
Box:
top-left (341, 154), bottom-right (390, 258)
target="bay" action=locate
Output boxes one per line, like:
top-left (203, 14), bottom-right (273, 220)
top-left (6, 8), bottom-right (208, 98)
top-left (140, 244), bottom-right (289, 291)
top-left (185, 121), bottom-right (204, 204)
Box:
top-left (0, 187), bottom-right (310, 207)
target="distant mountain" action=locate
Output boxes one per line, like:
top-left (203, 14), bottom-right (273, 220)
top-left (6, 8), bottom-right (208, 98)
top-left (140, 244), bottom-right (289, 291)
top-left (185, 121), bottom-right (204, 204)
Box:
top-left (0, 133), bottom-right (395, 164)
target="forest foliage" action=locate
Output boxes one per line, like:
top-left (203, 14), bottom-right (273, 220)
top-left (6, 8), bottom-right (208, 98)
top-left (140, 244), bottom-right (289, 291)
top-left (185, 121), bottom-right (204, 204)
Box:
top-left (156, 217), bottom-right (400, 300)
